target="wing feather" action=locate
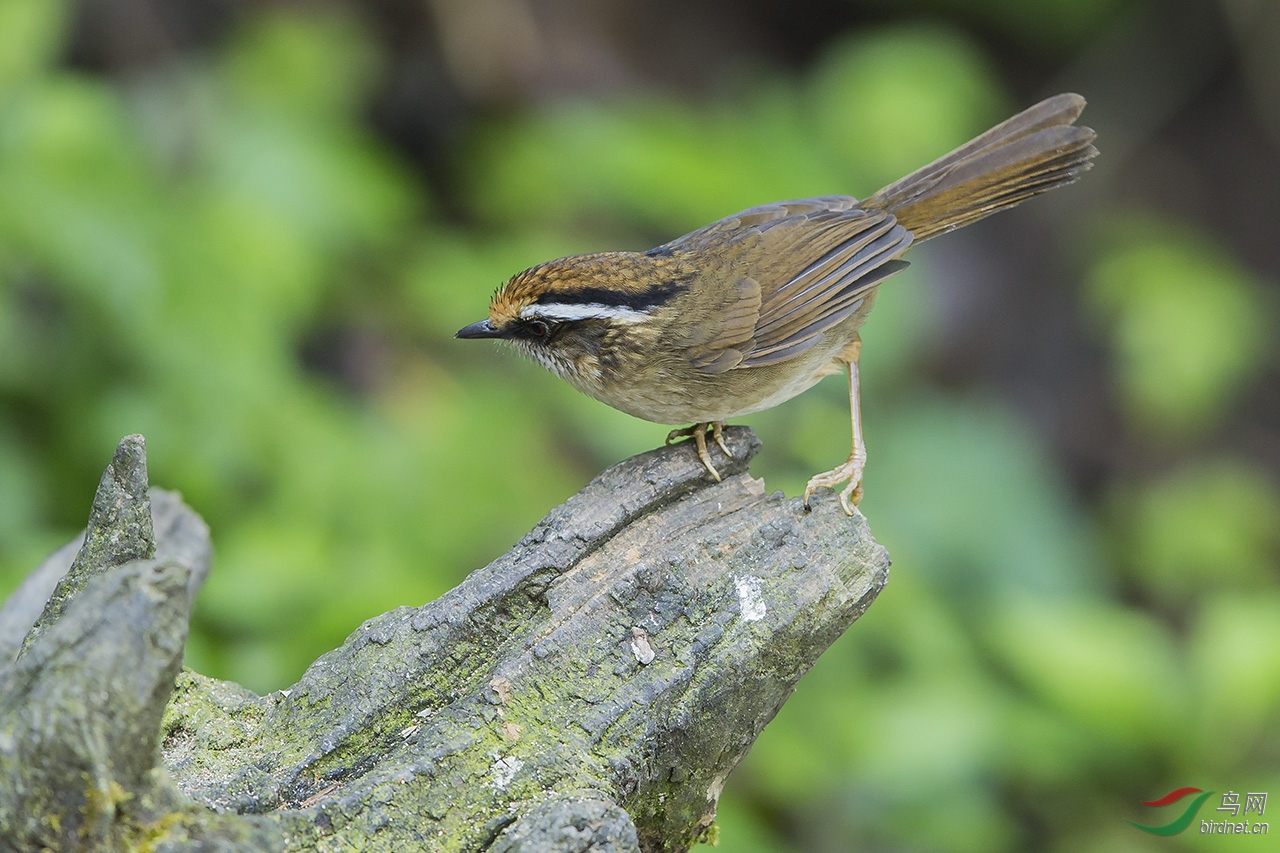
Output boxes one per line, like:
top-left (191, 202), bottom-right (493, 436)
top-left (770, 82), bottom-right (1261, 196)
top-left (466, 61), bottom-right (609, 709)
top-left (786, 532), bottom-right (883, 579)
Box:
top-left (664, 198), bottom-right (912, 375)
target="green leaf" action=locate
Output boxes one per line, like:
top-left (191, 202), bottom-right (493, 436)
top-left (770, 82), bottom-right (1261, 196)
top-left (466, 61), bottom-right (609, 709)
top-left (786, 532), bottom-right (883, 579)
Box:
top-left (466, 86), bottom-right (837, 235)
top-left (987, 598), bottom-right (1187, 749)
top-left (1189, 593), bottom-right (1280, 762)
top-left (852, 394), bottom-right (1105, 599)
top-left (0, 0), bottom-right (69, 92)
top-left (808, 25), bottom-right (1005, 191)
top-left (222, 9), bottom-right (380, 119)
top-left (1113, 459), bottom-right (1280, 601)
top-left (1086, 217), bottom-right (1272, 439)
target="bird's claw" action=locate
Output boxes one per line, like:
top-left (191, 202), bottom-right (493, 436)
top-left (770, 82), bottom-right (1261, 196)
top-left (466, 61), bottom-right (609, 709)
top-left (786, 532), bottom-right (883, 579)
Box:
top-left (803, 455), bottom-right (865, 516)
top-left (667, 422), bottom-right (731, 482)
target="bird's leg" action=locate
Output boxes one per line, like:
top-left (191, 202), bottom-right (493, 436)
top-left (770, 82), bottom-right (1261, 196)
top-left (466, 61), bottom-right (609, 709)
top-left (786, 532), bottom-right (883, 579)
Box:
top-left (804, 336), bottom-right (866, 515)
top-left (665, 421), bottom-right (729, 482)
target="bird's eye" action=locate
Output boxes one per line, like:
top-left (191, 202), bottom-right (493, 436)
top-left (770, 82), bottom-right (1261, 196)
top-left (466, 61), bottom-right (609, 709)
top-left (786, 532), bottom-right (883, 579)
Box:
top-left (526, 318), bottom-right (551, 339)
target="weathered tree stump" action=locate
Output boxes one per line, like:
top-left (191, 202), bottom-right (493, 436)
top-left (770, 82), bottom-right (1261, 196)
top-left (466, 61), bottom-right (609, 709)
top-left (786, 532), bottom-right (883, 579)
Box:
top-left (0, 429), bottom-right (888, 852)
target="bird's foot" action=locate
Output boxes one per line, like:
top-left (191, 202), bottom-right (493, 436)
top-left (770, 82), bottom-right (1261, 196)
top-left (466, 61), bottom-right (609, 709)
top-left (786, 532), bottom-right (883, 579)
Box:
top-left (803, 454), bottom-right (865, 516)
top-left (666, 421), bottom-right (731, 482)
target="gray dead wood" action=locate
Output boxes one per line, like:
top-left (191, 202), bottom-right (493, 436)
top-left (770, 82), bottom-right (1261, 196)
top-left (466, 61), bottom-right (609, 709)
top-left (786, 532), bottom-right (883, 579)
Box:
top-left (0, 429), bottom-right (889, 853)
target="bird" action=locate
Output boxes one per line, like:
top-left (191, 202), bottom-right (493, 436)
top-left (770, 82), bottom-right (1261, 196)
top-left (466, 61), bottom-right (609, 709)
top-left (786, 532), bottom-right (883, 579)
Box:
top-left (457, 93), bottom-right (1097, 514)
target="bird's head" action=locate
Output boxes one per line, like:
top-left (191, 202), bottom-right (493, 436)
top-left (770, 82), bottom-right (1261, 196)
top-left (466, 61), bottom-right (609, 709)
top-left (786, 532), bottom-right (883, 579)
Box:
top-left (455, 252), bottom-right (689, 389)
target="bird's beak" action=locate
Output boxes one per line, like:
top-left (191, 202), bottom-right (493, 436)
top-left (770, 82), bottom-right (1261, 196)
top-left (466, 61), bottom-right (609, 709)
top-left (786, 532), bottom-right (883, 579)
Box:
top-left (455, 319), bottom-right (502, 339)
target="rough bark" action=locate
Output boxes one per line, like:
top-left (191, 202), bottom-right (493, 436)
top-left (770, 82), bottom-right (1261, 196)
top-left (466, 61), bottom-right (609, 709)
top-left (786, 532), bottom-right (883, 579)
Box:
top-left (0, 429), bottom-right (889, 853)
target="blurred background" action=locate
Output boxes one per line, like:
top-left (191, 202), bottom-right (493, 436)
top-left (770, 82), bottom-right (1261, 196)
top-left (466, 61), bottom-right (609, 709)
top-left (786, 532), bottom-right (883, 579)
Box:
top-left (1, 0), bottom-right (1277, 849)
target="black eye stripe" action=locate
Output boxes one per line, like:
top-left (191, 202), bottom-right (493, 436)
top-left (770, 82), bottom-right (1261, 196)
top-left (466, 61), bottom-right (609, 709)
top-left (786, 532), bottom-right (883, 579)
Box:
top-left (534, 277), bottom-right (691, 312)
top-left (506, 318), bottom-right (553, 341)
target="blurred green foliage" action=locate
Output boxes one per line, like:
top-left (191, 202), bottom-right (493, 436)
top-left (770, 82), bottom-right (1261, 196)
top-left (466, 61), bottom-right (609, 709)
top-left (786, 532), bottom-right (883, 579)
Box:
top-left (1, 2), bottom-right (1277, 851)
top-left (865, 0), bottom-right (1130, 51)
top-left (1086, 217), bottom-right (1271, 440)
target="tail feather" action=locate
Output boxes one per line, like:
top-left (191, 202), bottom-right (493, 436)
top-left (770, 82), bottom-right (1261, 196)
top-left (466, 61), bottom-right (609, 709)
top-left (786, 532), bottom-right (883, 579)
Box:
top-left (862, 93), bottom-right (1098, 241)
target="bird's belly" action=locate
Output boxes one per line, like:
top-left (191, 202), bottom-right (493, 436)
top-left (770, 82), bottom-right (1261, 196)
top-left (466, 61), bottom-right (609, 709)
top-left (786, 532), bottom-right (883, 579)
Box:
top-left (586, 336), bottom-right (848, 425)
top-left (733, 365), bottom-right (836, 416)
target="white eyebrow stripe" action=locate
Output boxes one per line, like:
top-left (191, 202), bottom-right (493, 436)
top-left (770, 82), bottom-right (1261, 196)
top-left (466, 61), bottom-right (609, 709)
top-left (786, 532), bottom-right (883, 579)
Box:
top-left (520, 303), bottom-right (651, 323)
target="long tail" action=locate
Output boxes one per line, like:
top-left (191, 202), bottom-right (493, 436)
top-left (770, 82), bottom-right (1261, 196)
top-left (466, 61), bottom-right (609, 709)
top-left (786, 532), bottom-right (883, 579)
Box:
top-left (861, 93), bottom-right (1098, 241)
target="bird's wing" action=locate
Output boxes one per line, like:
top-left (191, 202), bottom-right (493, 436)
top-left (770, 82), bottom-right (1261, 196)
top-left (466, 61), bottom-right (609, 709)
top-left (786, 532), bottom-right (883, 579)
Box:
top-left (669, 198), bottom-right (913, 374)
